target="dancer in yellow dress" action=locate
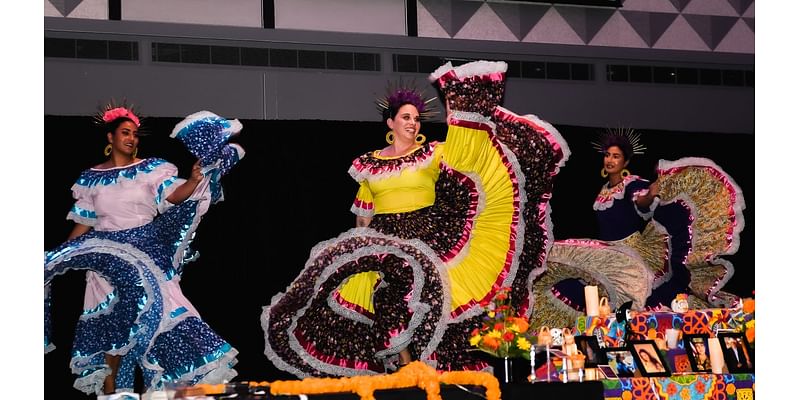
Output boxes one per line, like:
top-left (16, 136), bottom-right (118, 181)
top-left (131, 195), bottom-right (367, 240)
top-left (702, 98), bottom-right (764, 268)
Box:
top-left (262, 60), bottom-right (570, 376)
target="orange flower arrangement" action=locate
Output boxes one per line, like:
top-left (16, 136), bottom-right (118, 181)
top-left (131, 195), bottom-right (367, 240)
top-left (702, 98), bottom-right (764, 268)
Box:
top-left (245, 362), bottom-right (500, 400)
top-left (469, 287), bottom-right (534, 359)
top-left (732, 297), bottom-right (755, 347)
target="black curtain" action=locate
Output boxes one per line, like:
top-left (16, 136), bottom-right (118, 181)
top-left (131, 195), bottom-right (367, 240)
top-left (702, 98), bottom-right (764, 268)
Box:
top-left (43, 116), bottom-right (754, 398)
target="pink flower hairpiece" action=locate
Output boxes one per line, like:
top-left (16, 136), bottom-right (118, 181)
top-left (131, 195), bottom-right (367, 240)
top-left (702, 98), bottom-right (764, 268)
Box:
top-left (103, 107), bottom-right (140, 127)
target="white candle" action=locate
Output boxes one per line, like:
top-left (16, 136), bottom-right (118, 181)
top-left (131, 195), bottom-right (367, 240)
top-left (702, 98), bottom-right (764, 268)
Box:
top-left (584, 285), bottom-right (599, 317)
top-left (708, 337), bottom-right (725, 374)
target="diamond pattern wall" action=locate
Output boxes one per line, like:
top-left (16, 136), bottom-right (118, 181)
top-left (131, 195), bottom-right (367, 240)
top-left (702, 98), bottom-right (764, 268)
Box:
top-left (418, 0), bottom-right (755, 53)
top-left (43, 0), bottom-right (755, 54)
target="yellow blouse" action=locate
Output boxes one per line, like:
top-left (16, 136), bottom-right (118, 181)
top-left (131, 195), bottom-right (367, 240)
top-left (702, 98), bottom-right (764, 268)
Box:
top-left (351, 145), bottom-right (444, 215)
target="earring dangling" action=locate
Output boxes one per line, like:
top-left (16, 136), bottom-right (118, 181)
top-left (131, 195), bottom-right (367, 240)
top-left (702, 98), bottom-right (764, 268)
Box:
top-left (415, 134), bottom-right (426, 145)
top-left (385, 131), bottom-right (394, 144)
top-left (132, 147), bottom-right (138, 158)
top-left (600, 168), bottom-right (608, 178)
top-left (104, 144), bottom-right (112, 156)
top-left (621, 169), bottom-right (630, 178)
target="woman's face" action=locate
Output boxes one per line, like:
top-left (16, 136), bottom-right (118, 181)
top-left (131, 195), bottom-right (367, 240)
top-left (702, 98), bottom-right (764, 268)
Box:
top-left (639, 349), bottom-right (652, 362)
top-left (603, 145), bottom-right (628, 176)
top-left (108, 120), bottom-right (140, 157)
top-left (386, 104), bottom-right (420, 144)
top-left (695, 342), bottom-right (706, 353)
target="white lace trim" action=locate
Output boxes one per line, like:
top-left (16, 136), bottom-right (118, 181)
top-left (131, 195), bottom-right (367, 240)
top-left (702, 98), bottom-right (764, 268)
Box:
top-left (493, 106), bottom-right (572, 170)
top-left (429, 61), bottom-right (455, 82)
top-left (349, 203), bottom-right (375, 218)
top-left (448, 111), bottom-right (497, 131)
top-left (657, 157), bottom-right (746, 255)
top-left (592, 175), bottom-right (643, 211)
top-left (263, 228), bottom-right (452, 378)
top-left (453, 60), bottom-right (508, 79)
top-left (633, 190), bottom-right (659, 220)
top-left (170, 110), bottom-right (242, 139)
top-left (73, 366), bottom-right (111, 395)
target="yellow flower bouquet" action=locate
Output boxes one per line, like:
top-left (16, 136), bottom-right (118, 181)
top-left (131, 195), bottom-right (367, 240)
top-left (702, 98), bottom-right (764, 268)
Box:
top-left (469, 287), bottom-right (534, 359)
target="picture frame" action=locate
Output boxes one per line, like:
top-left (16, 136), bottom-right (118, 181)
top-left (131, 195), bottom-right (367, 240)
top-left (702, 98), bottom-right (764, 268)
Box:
top-left (597, 364), bottom-right (619, 380)
top-left (629, 340), bottom-right (671, 377)
top-left (574, 335), bottom-right (603, 367)
top-left (683, 334), bottom-right (713, 373)
top-left (717, 332), bottom-right (754, 373)
top-left (601, 347), bottom-right (638, 378)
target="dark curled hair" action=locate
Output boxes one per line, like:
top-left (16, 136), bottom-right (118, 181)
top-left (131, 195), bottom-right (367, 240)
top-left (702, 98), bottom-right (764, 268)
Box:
top-left (382, 101), bottom-right (419, 121)
top-left (104, 117), bottom-right (137, 134)
top-left (600, 134), bottom-right (634, 161)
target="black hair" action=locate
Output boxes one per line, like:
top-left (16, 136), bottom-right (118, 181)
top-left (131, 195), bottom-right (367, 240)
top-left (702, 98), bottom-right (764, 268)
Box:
top-left (104, 117), bottom-right (140, 136)
top-left (601, 134), bottom-right (634, 161)
top-left (382, 102), bottom-right (418, 122)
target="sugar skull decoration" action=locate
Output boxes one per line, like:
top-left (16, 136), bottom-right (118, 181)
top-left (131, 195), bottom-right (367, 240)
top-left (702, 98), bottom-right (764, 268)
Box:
top-left (671, 293), bottom-right (690, 313)
top-left (549, 327), bottom-right (564, 346)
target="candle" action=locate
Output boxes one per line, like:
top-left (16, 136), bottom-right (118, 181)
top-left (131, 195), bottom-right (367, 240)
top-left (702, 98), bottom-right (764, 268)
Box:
top-left (584, 285), bottom-right (599, 317)
top-left (708, 337), bottom-right (725, 374)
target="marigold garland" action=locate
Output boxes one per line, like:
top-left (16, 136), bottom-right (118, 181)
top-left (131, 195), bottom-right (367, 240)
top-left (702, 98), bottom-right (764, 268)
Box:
top-left (247, 361), bottom-right (500, 400)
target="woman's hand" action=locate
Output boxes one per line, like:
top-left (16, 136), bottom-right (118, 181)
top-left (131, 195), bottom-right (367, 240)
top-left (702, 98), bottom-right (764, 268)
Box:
top-left (648, 179), bottom-right (660, 198)
top-left (166, 159), bottom-right (205, 205)
top-left (188, 160), bottom-right (203, 183)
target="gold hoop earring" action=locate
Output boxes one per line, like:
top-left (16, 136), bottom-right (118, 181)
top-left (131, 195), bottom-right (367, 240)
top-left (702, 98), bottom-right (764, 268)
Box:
top-left (132, 147), bottom-right (138, 158)
top-left (415, 134), bottom-right (426, 145)
top-left (600, 168), bottom-right (608, 178)
top-left (621, 169), bottom-right (630, 178)
top-left (385, 131), bottom-right (394, 144)
top-left (104, 144), bottom-right (112, 156)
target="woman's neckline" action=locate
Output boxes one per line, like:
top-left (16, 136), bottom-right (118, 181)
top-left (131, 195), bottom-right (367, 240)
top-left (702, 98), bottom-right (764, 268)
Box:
top-left (91, 158), bottom-right (146, 171)
top-left (373, 144), bottom-right (423, 160)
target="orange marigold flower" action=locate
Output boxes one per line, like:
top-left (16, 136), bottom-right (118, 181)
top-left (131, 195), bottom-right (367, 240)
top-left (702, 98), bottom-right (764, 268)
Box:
top-left (483, 337), bottom-right (500, 350)
top-left (667, 382), bottom-right (678, 395)
top-left (726, 383), bottom-right (736, 395)
top-left (514, 318), bottom-right (529, 333)
top-left (746, 326), bottom-right (755, 343)
top-left (743, 298), bottom-right (755, 314)
top-left (695, 380), bottom-right (706, 393)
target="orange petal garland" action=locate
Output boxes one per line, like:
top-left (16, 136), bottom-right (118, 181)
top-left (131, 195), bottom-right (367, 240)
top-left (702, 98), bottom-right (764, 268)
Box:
top-left (248, 361), bottom-right (500, 400)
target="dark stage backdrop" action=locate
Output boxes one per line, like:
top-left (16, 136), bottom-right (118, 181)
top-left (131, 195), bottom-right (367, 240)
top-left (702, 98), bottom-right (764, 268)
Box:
top-left (43, 116), bottom-right (754, 398)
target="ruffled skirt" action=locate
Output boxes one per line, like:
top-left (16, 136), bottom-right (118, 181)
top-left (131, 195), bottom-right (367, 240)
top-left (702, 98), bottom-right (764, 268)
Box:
top-left (45, 201), bottom-right (239, 395)
top-left (263, 109), bottom-right (569, 376)
top-left (530, 158), bottom-right (746, 329)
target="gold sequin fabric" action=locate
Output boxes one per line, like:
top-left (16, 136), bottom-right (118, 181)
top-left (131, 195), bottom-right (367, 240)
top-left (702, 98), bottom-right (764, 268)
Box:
top-left (532, 240), bottom-right (653, 329)
top-left (657, 162), bottom-right (745, 306)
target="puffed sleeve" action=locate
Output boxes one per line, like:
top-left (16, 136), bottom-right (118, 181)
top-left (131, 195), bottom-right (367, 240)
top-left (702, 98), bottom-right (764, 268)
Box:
top-left (629, 178), bottom-right (657, 219)
top-left (66, 177), bottom-right (97, 227)
top-left (148, 160), bottom-right (182, 214)
top-left (350, 181), bottom-right (375, 217)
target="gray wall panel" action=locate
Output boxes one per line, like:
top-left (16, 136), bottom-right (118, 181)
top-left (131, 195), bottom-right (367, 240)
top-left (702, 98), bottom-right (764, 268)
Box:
top-left (503, 78), bottom-right (754, 133)
top-left (45, 62), bottom-right (267, 120)
top-left (275, 0), bottom-right (406, 35)
top-left (123, 0), bottom-right (262, 28)
top-left (45, 18), bottom-right (754, 134)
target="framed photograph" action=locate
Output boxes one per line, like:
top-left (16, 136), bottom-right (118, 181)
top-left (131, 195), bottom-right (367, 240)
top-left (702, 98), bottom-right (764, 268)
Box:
top-left (630, 340), bottom-right (671, 377)
top-left (683, 334), bottom-right (713, 373)
top-left (602, 347), bottom-right (638, 378)
top-left (717, 332), bottom-right (754, 373)
top-left (597, 364), bottom-right (618, 380)
top-left (574, 335), bottom-right (603, 367)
